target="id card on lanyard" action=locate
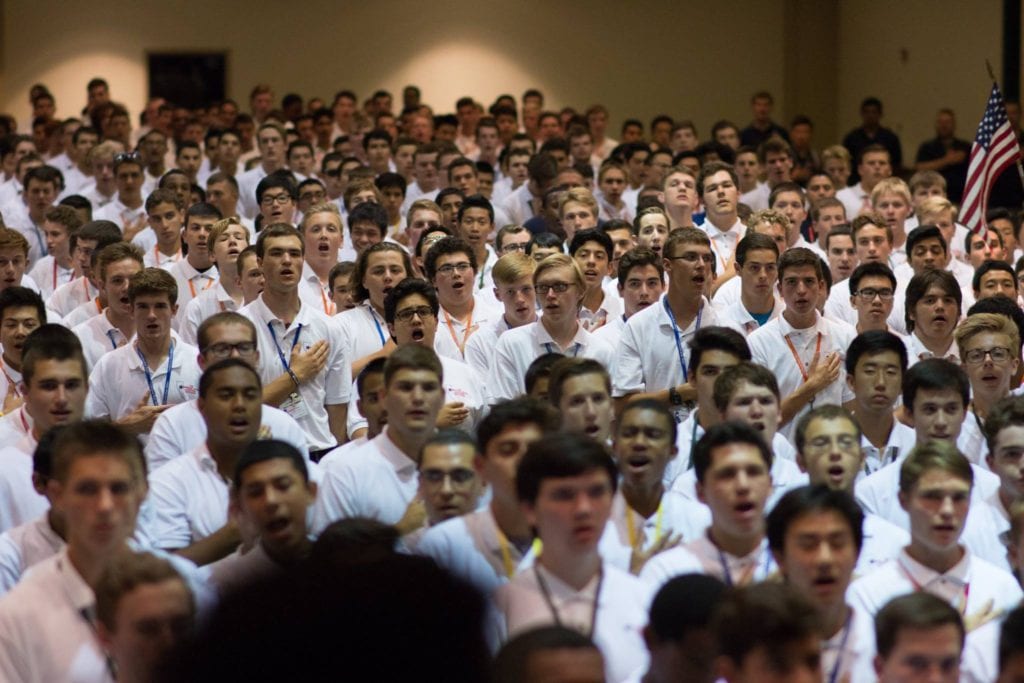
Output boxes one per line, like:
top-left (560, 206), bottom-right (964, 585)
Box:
top-left (268, 322), bottom-right (309, 420)
top-left (136, 341), bottom-right (174, 405)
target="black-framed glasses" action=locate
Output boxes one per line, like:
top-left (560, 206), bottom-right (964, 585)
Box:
top-left (202, 342), bottom-right (257, 358)
top-left (436, 263), bottom-right (473, 276)
top-left (854, 288), bottom-right (895, 302)
top-left (536, 282), bottom-right (573, 295)
top-left (964, 347), bottom-right (1013, 364)
top-left (395, 306), bottom-right (435, 322)
top-left (666, 252), bottom-right (714, 264)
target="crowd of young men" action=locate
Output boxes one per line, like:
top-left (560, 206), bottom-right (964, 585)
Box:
top-left (5, 79), bottom-right (1024, 681)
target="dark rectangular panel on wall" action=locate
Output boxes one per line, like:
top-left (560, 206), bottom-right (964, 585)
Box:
top-left (147, 52), bottom-right (227, 108)
top-left (1008, 0), bottom-right (1021, 99)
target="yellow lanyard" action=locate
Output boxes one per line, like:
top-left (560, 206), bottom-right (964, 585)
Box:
top-left (496, 529), bottom-right (543, 579)
top-left (625, 501), bottom-right (664, 550)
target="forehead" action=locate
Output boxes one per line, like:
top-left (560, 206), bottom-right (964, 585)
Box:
top-left (708, 442), bottom-right (765, 468)
top-left (436, 250), bottom-right (472, 265)
top-left (620, 406), bottom-right (671, 431)
top-left (921, 283), bottom-right (955, 298)
top-left (857, 275), bottom-right (893, 289)
top-left (208, 365), bottom-right (260, 389)
top-left (239, 457), bottom-right (304, 485)
top-left (805, 416), bottom-right (859, 441)
top-left (28, 358), bottom-right (86, 383)
top-left (773, 191), bottom-right (803, 204)
top-left (536, 264), bottom-right (574, 282)
top-left (780, 264), bottom-right (819, 279)
top-left (560, 372), bottom-right (609, 396)
top-left (264, 235), bottom-right (302, 251)
top-left (421, 442), bottom-right (476, 467)
top-left (913, 387), bottom-right (963, 408)
top-left (962, 330), bottom-right (1011, 349)
top-left (388, 367), bottom-right (440, 386)
top-left (367, 250), bottom-right (406, 268)
top-left (573, 240), bottom-right (607, 255)
top-left (727, 381), bottom-right (777, 402)
top-left (2, 305), bottom-right (40, 321)
top-left (65, 452), bottom-right (135, 480)
top-left (396, 292), bottom-right (430, 310)
top-left (638, 213), bottom-right (668, 229)
top-left (206, 321), bottom-right (255, 342)
top-left (913, 467), bottom-right (971, 490)
top-left (913, 237), bottom-right (943, 250)
top-left (624, 264), bottom-right (661, 279)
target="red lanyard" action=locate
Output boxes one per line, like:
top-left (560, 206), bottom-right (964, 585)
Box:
top-left (1, 364), bottom-right (20, 398)
top-left (187, 277), bottom-right (215, 299)
top-left (784, 332), bottom-right (822, 381)
top-left (898, 559), bottom-right (971, 613)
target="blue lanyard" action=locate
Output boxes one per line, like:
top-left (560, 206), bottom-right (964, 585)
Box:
top-left (369, 308), bottom-right (385, 347)
top-left (136, 341), bottom-right (174, 405)
top-left (827, 613), bottom-right (854, 683)
top-left (543, 342), bottom-right (581, 357)
top-left (31, 225), bottom-right (47, 257)
top-left (105, 329), bottom-right (121, 350)
top-left (718, 545), bottom-right (772, 586)
top-left (663, 297), bottom-right (703, 382)
top-left (267, 322), bottom-right (302, 371)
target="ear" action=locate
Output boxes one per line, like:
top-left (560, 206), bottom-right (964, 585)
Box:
top-left (898, 489), bottom-right (909, 512)
top-left (795, 452), bottom-right (807, 473)
top-left (696, 480), bottom-right (707, 506)
top-left (305, 480), bottom-right (318, 504)
top-left (520, 500), bottom-right (537, 529)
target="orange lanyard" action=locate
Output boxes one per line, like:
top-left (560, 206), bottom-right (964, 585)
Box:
top-left (153, 246), bottom-right (180, 266)
top-left (783, 332), bottom-right (822, 381)
top-left (52, 261), bottom-right (58, 291)
top-left (318, 282), bottom-right (335, 315)
top-left (93, 297), bottom-right (102, 313)
top-left (442, 308), bottom-right (473, 355)
top-left (187, 277), bottom-right (215, 298)
top-left (708, 233), bottom-right (737, 273)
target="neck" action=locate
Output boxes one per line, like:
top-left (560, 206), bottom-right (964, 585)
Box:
top-left (105, 307), bottom-right (135, 336)
top-left (137, 334), bottom-right (171, 364)
top-left (782, 307), bottom-right (817, 329)
top-left (262, 159), bottom-right (283, 173)
top-left (855, 407), bottom-right (895, 448)
top-left (55, 252), bottom-right (73, 269)
top-left (47, 509), bottom-right (67, 541)
top-left (504, 311), bottom-right (534, 329)
top-left (219, 267), bottom-right (242, 300)
top-left (915, 330), bottom-right (953, 357)
top-left (2, 353), bottom-right (20, 373)
top-left (709, 212), bottom-right (737, 232)
top-left (906, 542), bottom-right (964, 574)
top-left (147, 163), bottom-right (164, 177)
top-left (262, 287), bottom-right (301, 323)
top-left (207, 439), bottom-right (243, 481)
top-left (443, 296), bottom-right (474, 321)
top-left (856, 318), bottom-right (888, 334)
top-left (157, 240), bottom-right (180, 257)
top-left (491, 497), bottom-right (532, 545)
top-left (741, 289), bottom-right (774, 315)
top-left (67, 543), bottom-right (129, 590)
top-left (306, 258), bottom-right (331, 282)
top-left (622, 480), bottom-right (664, 519)
top-left (187, 254), bottom-right (212, 271)
top-left (666, 204), bottom-right (693, 229)
top-left (972, 395), bottom-right (1002, 421)
top-left (582, 285), bottom-right (604, 312)
top-left (696, 407), bottom-right (720, 430)
top-left (539, 546), bottom-right (601, 591)
top-left (1000, 486), bottom-right (1020, 518)
top-left (666, 286), bottom-right (701, 321)
top-left (388, 425), bottom-right (434, 466)
top-left (709, 525), bottom-right (762, 558)
top-left (120, 193), bottom-right (142, 209)
top-left (821, 603), bottom-right (852, 642)
top-left (540, 315), bottom-right (579, 348)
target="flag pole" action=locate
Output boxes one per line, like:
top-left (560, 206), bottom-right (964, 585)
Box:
top-left (988, 59), bottom-right (1024, 198)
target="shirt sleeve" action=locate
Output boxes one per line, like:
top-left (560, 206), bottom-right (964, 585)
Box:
top-left (487, 335), bottom-right (522, 403)
top-left (0, 534), bottom-right (22, 595)
top-left (323, 324), bottom-right (351, 405)
top-left (309, 462), bottom-right (360, 535)
top-left (145, 466), bottom-right (196, 550)
top-left (145, 409), bottom-right (184, 473)
top-left (611, 321), bottom-right (644, 397)
top-left (180, 298), bottom-right (202, 346)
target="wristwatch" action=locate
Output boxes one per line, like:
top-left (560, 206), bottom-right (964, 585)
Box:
top-left (668, 386), bottom-right (683, 406)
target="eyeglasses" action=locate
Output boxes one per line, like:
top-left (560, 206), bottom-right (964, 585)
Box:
top-left (854, 288), bottom-right (895, 302)
top-left (299, 191), bottom-right (326, 202)
top-left (395, 306), bottom-right (435, 322)
top-left (436, 262), bottom-right (472, 276)
top-left (202, 342), bottom-right (257, 358)
top-left (964, 346), bottom-right (1013, 364)
top-left (324, 168), bottom-right (342, 178)
top-left (500, 242), bottom-right (529, 254)
top-left (420, 468), bottom-right (476, 485)
top-left (666, 252), bottom-right (714, 264)
top-left (261, 193), bottom-right (293, 206)
top-left (536, 282), bottom-right (573, 295)
top-left (805, 434), bottom-right (860, 454)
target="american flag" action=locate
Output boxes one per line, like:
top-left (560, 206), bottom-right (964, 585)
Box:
top-left (959, 82), bottom-right (1022, 234)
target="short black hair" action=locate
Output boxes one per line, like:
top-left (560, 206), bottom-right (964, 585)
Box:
top-left (848, 261), bottom-right (896, 294)
top-left (844, 330), bottom-right (908, 376)
top-left (255, 170), bottom-right (297, 205)
top-left (233, 439), bottom-right (309, 490)
top-left (973, 260), bottom-right (1017, 294)
top-left (568, 228), bottom-right (612, 262)
top-left (766, 484), bottom-right (865, 554)
top-left (688, 326), bottom-right (751, 378)
top-left (492, 627), bottom-right (598, 683)
top-left (1000, 604), bottom-right (1024, 671)
top-left (524, 352), bottom-right (562, 396)
top-left (692, 421), bottom-right (772, 484)
top-left (383, 277), bottom-right (439, 326)
top-left (475, 397), bottom-right (559, 455)
top-left (356, 357), bottom-right (387, 399)
top-left (424, 236), bottom-right (476, 280)
top-left (647, 574), bottom-right (726, 642)
top-left (0, 286), bottom-right (45, 326)
top-left (347, 201), bottom-right (388, 235)
top-left (903, 358), bottom-right (969, 413)
top-left (515, 433), bottom-right (617, 504)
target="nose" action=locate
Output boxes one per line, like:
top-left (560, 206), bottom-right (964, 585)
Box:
top-left (441, 475), bottom-right (455, 495)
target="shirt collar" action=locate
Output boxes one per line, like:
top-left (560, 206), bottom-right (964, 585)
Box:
top-left (375, 427), bottom-right (418, 477)
top-left (56, 548), bottom-right (96, 612)
top-left (898, 547), bottom-right (971, 587)
top-left (777, 310), bottom-right (823, 336)
top-left (535, 320), bottom-right (589, 350)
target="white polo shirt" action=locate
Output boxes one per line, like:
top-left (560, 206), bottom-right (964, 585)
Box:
top-left (847, 547), bottom-right (1022, 618)
top-left (748, 312), bottom-right (857, 441)
top-left (855, 452), bottom-right (1000, 530)
top-left (207, 540), bottom-right (281, 598)
top-left (0, 513), bottom-right (63, 594)
top-left (47, 276), bottom-right (97, 318)
top-left (639, 533), bottom-right (777, 591)
top-left (297, 262), bottom-right (335, 317)
top-left (434, 299), bottom-right (497, 364)
top-left (612, 294), bottom-right (721, 399)
top-left (240, 294), bottom-right (350, 451)
top-left (0, 358), bottom-right (21, 409)
top-left (0, 407), bottom-right (31, 445)
top-left (901, 331), bottom-right (960, 368)
top-left (27, 256), bottom-right (74, 300)
top-left (717, 296), bottom-right (785, 335)
top-left (700, 217), bottom-right (746, 277)
top-left (0, 435), bottom-right (47, 534)
top-left (63, 297), bottom-right (103, 328)
top-left (93, 197), bottom-right (146, 234)
top-left (236, 165), bottom-right (269, 219)
top-left (311, 428), bottom-right (418, 533)
top-left (85, 334), bottom-right (201, 422)
top-left (166, 260), bottom-right (219, 331)
top-left (605, 489), bottom-right (712, 555)
top-left (857, 514), bottom-right (911, 576)
top-left (464, 325), bottom-right (500, 377)
top-left (823, 607), bottom-right (877, 683)
top-left (711, 275), bottom-right (742, 308)
top-left (144, 443), bottom-right (230, 550)
top-left (179, 283), bottom-right (240, 346)
top-left (836, 183), bottom-right (869, 220)
top-left (860, 421), bottom-right (917, 476)
top-left (334, 301), bottom-right (389, 364)
top-left (488, 321), bottom-right (615, 403)
top-left (579, 290), bottom-right (624, 334)
top-left (145, 399), bottom-right (311, 473)
top-left (71, 309), bottom-right (131, 372)
top-left (141, 244), bottom-right (182, 269)
top-left (0, 549), bottom-right (113, 682)
top-left (495, 562), bottom-right (650, 683)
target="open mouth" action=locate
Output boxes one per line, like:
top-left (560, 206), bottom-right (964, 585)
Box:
top-left (410, 329), bottom-right (425, 341)
top-left (584, 424), bottom-right (600, 437)
top-left (827, 465), bottom-right (846, 483)
top-left (265, 517), bottom-right (290, 534)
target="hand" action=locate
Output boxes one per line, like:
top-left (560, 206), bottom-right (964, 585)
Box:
top-left (395, 496), bottom-right (426, 536)
top-left (122, 214), bottom-right (147, 242)
top-left (676, 382), bottom-right (698, 404)
top-left (290, 340), bottom-right (329, 383)
top-left (436, 402), bottom-right (469, 428)
top-left (963, 598), bottom-right (999, 633)
top-left (629, 532), bottom-right (682, 575)
top-left (805, 350), bottom-right (841, 393)
top-left (2, 382), bottom-right (22, 414)
top-left (116, 392), bottom-right (170, 434)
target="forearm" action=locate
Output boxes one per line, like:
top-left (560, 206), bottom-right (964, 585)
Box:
top-left (172, 524), bottom-right (241, 566)
top-left (262, 373), bottom-right (297, 407)
top-left (327, 403), bottom-right (348, 446)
